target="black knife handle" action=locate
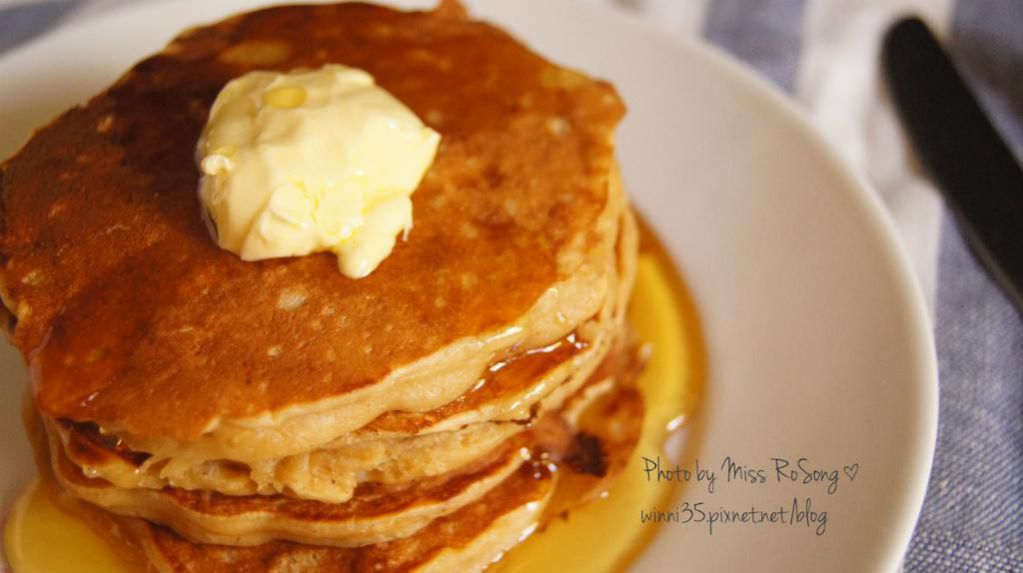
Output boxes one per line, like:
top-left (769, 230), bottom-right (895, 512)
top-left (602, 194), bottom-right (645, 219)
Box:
top-left (883, 17), bottom-right (1023, 313)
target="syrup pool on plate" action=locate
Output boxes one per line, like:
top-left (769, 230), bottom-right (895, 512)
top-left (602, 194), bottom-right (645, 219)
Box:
top-left (491, 222), bottom-right (705, 573)
top-left (3, 223), bottom-right (704, 573)
top-left (4, 480), bottom-right (138, 573)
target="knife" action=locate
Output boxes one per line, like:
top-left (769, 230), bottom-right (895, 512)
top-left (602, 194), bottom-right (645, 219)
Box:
top-left (882, 17), bottom-right (1023, 314)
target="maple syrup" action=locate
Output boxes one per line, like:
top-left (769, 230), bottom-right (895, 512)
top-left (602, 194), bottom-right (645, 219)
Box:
top-left (4, 221), bottom-right (704, 573)
top-left (491, 219), bottom-right (705, 573)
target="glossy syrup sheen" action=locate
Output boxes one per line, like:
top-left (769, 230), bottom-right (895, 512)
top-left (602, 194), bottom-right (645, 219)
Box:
top-left (3, 231), bottom-right (704, 573)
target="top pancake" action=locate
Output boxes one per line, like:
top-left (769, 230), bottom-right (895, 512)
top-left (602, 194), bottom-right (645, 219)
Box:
top-left (0, 2), bottom-right (625, 443)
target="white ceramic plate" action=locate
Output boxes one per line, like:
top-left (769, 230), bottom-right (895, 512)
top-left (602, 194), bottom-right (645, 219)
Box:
top-left (0, 1), bottom-right (937, 571)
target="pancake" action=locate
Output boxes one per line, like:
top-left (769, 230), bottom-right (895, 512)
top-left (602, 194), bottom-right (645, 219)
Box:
top-left (125, 380), bottom-right (644, 573)
top-left (48, 206), bottom-right (637, 504)
top-left (0, 1), bottom-right (626, 466)
top-left (44, 341), bottom-right (632, 547)
top-left (54, 415), bottom-right (524, 503)
top-left (49, 458), bottom-right (557, 573)
top-left (48, 418), bottom-right (529, 547)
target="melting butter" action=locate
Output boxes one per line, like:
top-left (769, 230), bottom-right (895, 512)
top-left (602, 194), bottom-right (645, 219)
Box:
top-left (197, 64), bottom-right (441, 278)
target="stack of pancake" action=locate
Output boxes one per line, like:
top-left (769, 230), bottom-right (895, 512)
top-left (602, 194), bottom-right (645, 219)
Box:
top-left (0, 2), bottom-right (644, 571)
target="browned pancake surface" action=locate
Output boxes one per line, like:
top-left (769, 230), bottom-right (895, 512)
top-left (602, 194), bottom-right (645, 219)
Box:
top-left (0, 3), bottom-right (625, 440)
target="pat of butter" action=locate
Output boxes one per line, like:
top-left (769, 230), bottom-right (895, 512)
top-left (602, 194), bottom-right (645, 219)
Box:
top-left (197, 64), bottom-right (441, 278)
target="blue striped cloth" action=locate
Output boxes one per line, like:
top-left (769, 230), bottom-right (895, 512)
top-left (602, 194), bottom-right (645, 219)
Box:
top-left (1, 0), bottom-right (1020, 570)
top-left (700, 2), bottom-right (1023, 570)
